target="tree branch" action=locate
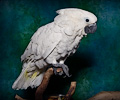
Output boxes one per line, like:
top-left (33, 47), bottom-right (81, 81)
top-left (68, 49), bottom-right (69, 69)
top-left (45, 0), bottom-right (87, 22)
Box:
top-left (65, 82), bottom-right (76, 100)
top-left (88, 91), bottom-right (120, 100)
top-left (35, 68), bottom-right (54, 100)
top-left (15, 95), bottom-right (27, 100)
top-left (14, 67), bottom-right (120, 100)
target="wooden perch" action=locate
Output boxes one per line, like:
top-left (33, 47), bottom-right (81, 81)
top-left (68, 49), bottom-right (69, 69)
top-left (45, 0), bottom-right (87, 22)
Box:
top-left (15, 95), bottom-right (27, 100)
top-left (88, 91), bottom-right (120, 100)
top-left (14, 67), bottom-right (120, 100)
top-left (35, 68), bottom-right (54, 100)
top-left (65, 82), bottom-right (76, 100)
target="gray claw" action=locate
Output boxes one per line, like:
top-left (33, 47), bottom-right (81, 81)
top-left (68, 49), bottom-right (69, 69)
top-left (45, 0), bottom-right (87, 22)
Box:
top-left (52, 64), bottom-right (71, 77)
top-left (58, 71), bottom-right (64, 76)
top-left (62, 64), bottom-right (71, 77)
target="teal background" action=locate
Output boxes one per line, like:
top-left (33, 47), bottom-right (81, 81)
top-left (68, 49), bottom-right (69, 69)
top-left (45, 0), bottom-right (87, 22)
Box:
top-left (0, 0), bottom-right (120, 100)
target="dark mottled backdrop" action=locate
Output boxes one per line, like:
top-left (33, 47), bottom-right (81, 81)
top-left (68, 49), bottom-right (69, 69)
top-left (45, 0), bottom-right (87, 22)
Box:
top-left (0, 0), bottom-right (120, 100)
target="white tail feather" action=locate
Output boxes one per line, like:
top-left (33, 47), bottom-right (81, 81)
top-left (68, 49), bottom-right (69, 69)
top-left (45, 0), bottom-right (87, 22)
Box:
top-left (12, 62), bottom-right (45, 90)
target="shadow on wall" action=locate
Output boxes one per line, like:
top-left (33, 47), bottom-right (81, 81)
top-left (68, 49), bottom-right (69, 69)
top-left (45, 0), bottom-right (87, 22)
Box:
top-left (44, 51), bottom-right (95, 97)
top-left (67, 51), bottom-right (95, 76)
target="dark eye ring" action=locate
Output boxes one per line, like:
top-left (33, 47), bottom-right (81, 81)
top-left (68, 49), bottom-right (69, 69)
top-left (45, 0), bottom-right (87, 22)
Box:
top-left (86, 19), bottom-right (89, 22)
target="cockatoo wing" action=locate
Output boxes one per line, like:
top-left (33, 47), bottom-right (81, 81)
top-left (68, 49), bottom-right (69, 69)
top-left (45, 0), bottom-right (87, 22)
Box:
top-left (21, 22), bottom-right (62, 62)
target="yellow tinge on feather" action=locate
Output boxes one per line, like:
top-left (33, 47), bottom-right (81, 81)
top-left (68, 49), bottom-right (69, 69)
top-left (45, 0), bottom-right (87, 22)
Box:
top-left (24, 70), bottom-right (38, 79)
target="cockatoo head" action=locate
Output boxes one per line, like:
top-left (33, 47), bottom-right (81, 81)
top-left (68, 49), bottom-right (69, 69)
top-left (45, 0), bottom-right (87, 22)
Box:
top-left (55, 8), bottom-right (97, 35)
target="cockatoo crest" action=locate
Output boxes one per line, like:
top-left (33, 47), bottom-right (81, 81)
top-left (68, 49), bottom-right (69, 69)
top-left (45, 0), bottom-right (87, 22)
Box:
top-left (55, 8), bottom-right (97, 36)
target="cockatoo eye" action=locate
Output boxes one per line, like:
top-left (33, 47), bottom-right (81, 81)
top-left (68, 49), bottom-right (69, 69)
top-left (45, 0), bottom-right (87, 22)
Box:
top-left (86, 19), bottom-right (89, 22)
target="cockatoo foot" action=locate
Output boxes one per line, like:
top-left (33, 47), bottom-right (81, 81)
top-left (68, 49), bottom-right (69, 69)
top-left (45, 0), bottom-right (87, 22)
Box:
top-left (50, 64), bottom-right (71, 77)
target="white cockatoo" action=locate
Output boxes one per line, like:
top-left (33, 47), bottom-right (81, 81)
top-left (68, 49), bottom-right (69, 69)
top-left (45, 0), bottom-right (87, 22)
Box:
top-left (12, 8), bottom-right (97, 90)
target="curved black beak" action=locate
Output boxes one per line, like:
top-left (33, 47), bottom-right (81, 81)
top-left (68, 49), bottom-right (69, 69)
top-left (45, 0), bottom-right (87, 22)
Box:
top-left (84, 23), bottom-right (97, 33)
